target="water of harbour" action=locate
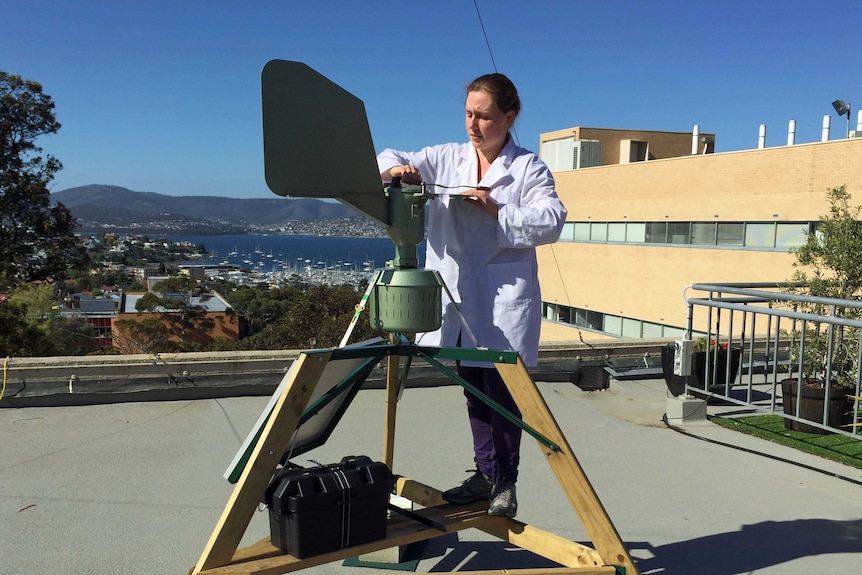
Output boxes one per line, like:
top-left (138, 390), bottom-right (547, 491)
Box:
top-left (167, 234), bottom-right (426, 285)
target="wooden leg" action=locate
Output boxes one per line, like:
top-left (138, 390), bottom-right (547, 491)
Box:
top-left (192, 351), bottom-right (331, 574)
top-left (496, 359), bottom-right (640, 575)
top-left (190, 348), bottom-right (639, 575)
top-left (396, 477), bottom-right (606, 570)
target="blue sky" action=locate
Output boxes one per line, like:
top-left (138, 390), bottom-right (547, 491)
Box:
top-left (4, 0), bottom-right (861, 198)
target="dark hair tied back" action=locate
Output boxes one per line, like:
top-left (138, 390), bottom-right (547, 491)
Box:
top-left (467, 73), bottom-right (521, 117)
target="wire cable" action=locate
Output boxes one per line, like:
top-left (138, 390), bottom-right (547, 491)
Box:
top-left (427, 183), bottom-right (486, 191)
top-left (546, 243), bottom-right (597, 350)
top-left (473, 0), bottom-right (498, 72)
top-left (472, 0), bottom-right (520, 146)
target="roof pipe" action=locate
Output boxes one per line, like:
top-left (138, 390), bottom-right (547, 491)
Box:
top-left (691, 124), bottom-right (700, 155)
top-left (758, 124), bottom-right (766, 149)
top-left (787, 119), bottom-right (796, 146)
top-left (822, 115), bottom-right (831, 142)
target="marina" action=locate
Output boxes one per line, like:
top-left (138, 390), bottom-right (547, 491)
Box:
top-left (169, 234), bottom-right (421, 287)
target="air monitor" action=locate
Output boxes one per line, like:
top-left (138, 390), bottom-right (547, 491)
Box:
top-left (261, 60), bottom-right (442, 335)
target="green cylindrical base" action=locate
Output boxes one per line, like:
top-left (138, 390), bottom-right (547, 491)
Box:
top-left (368, 268), bottom-right (442, 334)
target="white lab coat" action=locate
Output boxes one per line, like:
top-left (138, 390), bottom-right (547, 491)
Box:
top-left (377, 137), bottom-right (566, 367)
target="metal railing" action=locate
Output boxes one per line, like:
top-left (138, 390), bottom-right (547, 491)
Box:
top-left (683, 282), bottom-right (862, 436)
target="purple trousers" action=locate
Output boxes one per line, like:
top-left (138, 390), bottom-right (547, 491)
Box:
top-left (456, 364), bottom-right (522, 483)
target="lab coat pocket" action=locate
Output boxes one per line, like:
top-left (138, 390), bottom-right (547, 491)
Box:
top-left (486, 261), bottom-right (533, 311)
top-left (491, 187), bottom-right (521, 208)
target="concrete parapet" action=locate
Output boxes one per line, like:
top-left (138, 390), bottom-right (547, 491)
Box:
top-left (0, 339), bottom-right (675, 407)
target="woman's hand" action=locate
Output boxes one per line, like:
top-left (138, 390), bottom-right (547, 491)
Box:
top-left (461, 187), bottom-right (499, 217)
top-left (383, 165), bottom-right (423, 185)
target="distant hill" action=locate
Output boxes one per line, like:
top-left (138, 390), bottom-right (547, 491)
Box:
top-left (52, 185), bottom-right (367, 235)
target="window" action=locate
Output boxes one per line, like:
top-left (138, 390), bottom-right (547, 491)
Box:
top-left (574, 222), bottom-right (591, 241)
top-left (543, 303), bottom-right (573, 324)
top-left (558, 220), bottom-right (811, 250)
top-left (558, 306), bottom-right (572, 324)
top-left (645, 222), bottom-right (667, 243)
top-left (626, 222), bottom-right (646, 242)
top-left (590, 222), bottom-right (608, 242)
top-left (668, 222), bottom-right (691, 244)
top-left (717, 223), bottom-right (744, 246)
top-left (542, 301), bottom-right (688, 341)
top-left (663, 326), bottom-right (687, 338)
top-left (622, 318), bottom-right (642, 338)
top-left (575, 309), bottom-right (603, 330)
top-left (775, 223), bottom-right (808, 248)
top-left (691, 222), bottom-right (716, 246)
top-left (641, 322), bottom-right (664, 338)
top-left (607, 222), bottom-right (626, 242)
top-left (744, 223), bottom-right (775, 248)
top-left (604, 315), bottom-right (622, 336)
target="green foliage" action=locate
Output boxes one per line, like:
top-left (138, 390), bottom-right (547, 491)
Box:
top-left (131, 275), bottom-right (213, 349)
top-left (790, 327), bottom-right (858, 388)
top-left (786, 186), bottom-right (862, 388)
top-left (0, 70), bottom-right (89, 289)
top-left (113, 317), bottom-right (176, 354)
top-left (232, 284), bottom-right (375, 350)
top-left (691, 337), bottom-right (729, 353)
top-left (0, 298), bottom-right (49, 356)
top-left (790, 185), bottom-right (862, 304)
top-left (0, 284), bottom-right (99, 356)
top-left (226, 285), bottom-right (300, 335)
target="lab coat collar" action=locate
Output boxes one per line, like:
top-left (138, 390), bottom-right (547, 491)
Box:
top-left (457, 134), bottom-right (518, 189)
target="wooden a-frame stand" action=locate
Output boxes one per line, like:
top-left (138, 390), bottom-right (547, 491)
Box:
top-left (189, 343), bottom-right (640, 575)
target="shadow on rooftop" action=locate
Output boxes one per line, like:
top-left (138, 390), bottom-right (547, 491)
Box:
top-left (634, 517), bottom-right (862, 574)
top-left (407, 518), bottom-right (862, 574)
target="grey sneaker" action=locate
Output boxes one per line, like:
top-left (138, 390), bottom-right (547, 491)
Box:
top-left (442, 470), bottom-right (493, 504)
top-left (488, 480), bottom-right (517, 517)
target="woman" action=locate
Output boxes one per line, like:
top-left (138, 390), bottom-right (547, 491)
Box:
top-left (377, 73), bottom-right (566, 517)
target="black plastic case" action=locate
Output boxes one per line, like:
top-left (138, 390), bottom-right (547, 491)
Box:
top-left (263, 455), bottom-right (393, 558)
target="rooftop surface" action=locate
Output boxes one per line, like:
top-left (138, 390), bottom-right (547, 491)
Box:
top-left (2, 375), bottom-right (860, 575)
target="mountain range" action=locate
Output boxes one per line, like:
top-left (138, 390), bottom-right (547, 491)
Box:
top-left (53, 185), bottom-right (365, 235)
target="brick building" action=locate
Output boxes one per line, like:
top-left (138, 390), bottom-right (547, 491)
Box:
top-left (536, 127), bottom-right (862, 342)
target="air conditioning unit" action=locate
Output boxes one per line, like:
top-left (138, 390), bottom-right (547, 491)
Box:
top-left (849, 130), bottom-right (860, 139)
top-left (540, 138), bottom-right (602, 171)
top-left (573, 140), bottom-right (602, 169)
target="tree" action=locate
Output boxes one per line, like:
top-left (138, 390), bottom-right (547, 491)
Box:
top-left (0, 298), bottom-right (49, 356)
top-left (226, 284), bottom-right (299, 335)
top-left (113, 316), bottom-right (176, 355)
top-left (0, 71), bottom-right (89, 289)
top-left (0, 284), bottom-right (99, 356)
top-left (234, 284), bottom-right (375, 350)
top-left (791, 185), bottom-right (862, 303)
top-left (133, 276), bottom-right (214, 349)
top-left (786, 185), bottom-right (862, 387)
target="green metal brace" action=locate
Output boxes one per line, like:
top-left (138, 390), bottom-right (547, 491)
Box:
top-left (230, 342), bottom-right (561, 483)
top-left (325, 341), bottom-right (561, 452)
top-left (416, 349), bottom-right (562, 453)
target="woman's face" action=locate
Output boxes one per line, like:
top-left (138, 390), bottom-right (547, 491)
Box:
top-left (465, 89), bottom-right (514, 159)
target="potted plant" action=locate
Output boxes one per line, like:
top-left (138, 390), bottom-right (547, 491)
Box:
top-left (689, 336), bottom-right (742, 391)
top-left (781, 185), bottom-right (861, 433)
top-left (782, 327), bottom-right (856, 433)
top-left (660, 336), bottom-right (741, 396)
